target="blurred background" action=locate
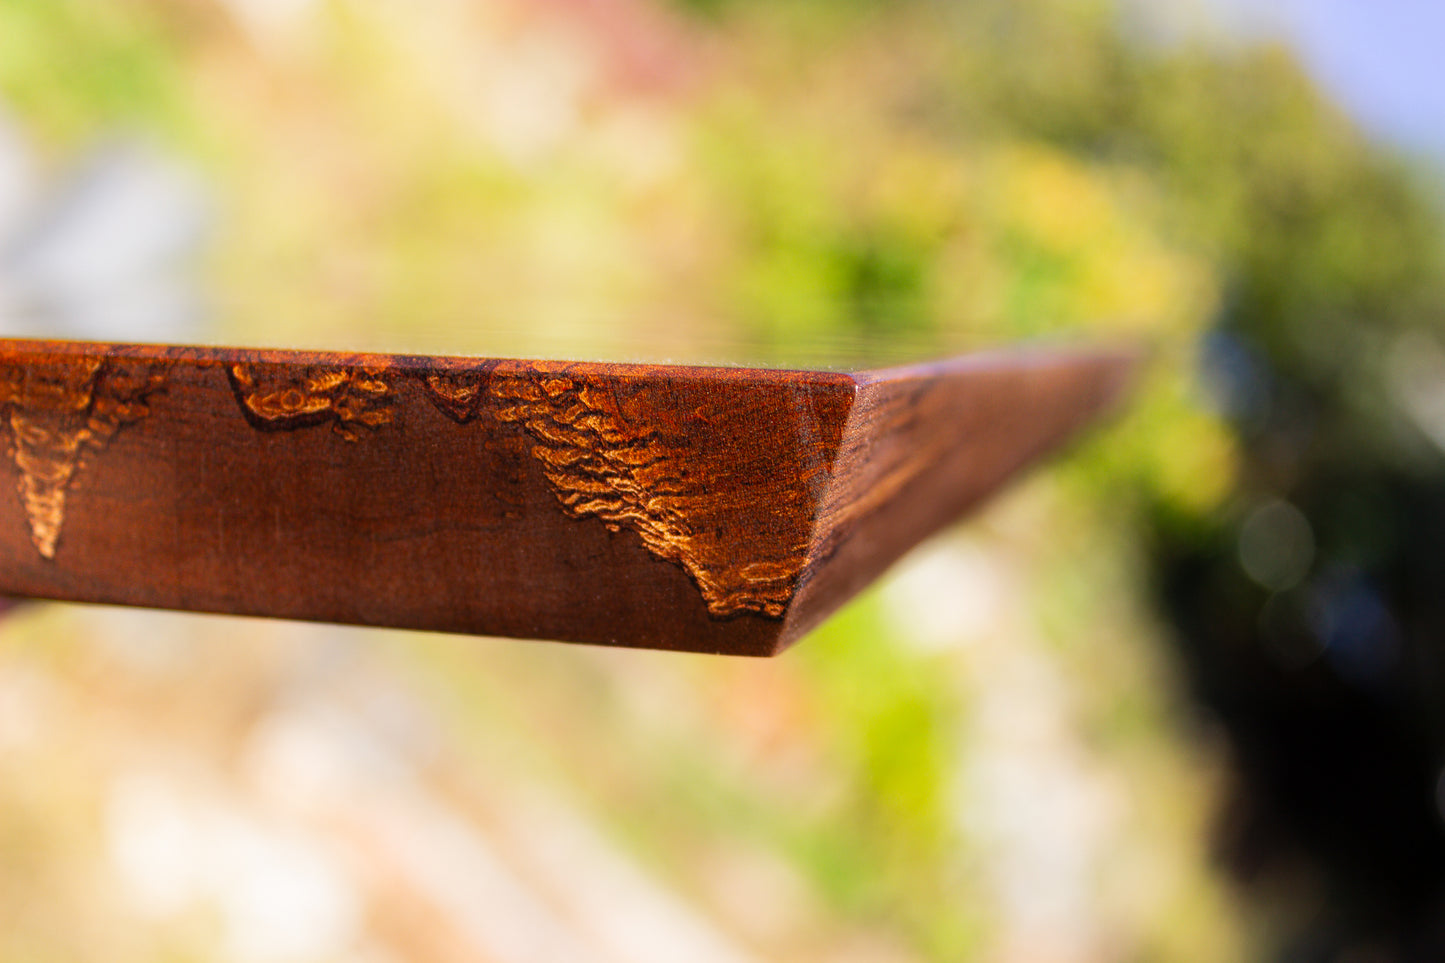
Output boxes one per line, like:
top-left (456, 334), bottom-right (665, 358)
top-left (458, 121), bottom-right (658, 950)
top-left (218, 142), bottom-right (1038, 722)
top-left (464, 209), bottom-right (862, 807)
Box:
top-left (0, 0), bottom-right (1443, 959)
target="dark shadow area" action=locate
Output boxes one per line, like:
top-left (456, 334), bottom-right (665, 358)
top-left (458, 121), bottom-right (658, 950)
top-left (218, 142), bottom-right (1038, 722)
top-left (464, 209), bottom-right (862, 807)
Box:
top-left (1153, 329), bottom-right (1445, 958)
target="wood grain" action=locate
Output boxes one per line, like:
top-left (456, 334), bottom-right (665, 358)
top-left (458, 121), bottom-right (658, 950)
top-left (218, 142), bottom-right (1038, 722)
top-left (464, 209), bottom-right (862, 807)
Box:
top-left (0, 339), bottom-right (1132, 655)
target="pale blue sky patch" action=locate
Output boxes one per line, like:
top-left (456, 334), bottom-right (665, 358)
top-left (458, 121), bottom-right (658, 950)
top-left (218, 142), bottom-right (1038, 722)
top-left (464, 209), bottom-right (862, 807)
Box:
top-left (1197, 0), bottom-right (1445, 158)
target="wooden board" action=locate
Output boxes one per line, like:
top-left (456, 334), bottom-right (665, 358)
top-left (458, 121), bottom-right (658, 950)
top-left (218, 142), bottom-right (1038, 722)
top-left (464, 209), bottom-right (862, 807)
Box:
top-left (0, 339), bottom-right (1132, 655)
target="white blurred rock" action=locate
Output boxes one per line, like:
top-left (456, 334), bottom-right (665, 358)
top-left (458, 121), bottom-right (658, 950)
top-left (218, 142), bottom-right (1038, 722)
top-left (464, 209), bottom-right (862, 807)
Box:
top-left (107, 770), bottom-right (361, 963)
top-left (0, 136), bottom-right (209, 343)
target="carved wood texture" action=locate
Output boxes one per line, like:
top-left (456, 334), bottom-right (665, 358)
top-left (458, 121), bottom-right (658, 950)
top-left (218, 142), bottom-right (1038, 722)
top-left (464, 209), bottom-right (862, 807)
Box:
top-left (0, 340), bottom-right (1132, 655)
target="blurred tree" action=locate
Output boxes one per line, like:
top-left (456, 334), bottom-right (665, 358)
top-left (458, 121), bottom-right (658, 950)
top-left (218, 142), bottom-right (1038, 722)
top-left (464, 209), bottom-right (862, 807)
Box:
top-left (680, 0), bottom-right (1445, 956)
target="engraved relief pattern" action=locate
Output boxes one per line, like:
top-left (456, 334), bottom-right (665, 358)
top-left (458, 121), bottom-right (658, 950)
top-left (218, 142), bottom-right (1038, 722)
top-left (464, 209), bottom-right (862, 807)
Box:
top-left (228, 364), bottom-right (393, 441)
top-left (422, 369), bottom-right (489, 423)
top-left (0, 358), bottom-right (164, 559)
top-left (490, 370), bottom-right (800, 618)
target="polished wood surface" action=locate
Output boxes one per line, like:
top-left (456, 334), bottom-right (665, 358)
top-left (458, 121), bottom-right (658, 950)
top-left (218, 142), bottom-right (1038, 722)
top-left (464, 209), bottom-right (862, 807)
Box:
top-left (0, 339), bottom-right (1131, 655)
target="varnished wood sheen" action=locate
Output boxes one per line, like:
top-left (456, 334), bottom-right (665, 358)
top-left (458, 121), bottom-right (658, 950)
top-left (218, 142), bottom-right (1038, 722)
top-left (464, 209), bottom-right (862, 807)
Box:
top-left (0, 340), bottom-right (1131, 655)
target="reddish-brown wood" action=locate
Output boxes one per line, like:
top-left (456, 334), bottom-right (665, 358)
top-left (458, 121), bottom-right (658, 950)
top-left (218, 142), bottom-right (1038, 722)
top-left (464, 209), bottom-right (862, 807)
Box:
top-left (0, 339), bottom-right (1132, 655)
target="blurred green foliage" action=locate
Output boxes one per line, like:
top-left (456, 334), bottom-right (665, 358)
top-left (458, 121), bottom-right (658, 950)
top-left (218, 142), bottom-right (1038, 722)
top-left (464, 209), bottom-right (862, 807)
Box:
top-left (0, 0), bottom-right (193, 148)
